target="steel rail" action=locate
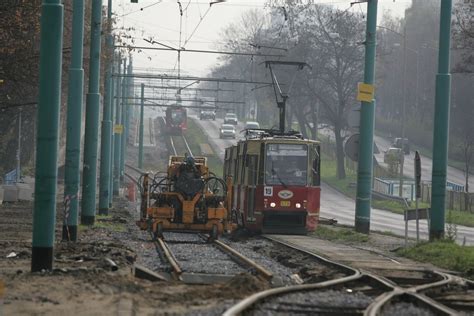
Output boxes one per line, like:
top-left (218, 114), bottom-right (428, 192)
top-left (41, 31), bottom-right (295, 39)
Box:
top-left (223, 273), bottom-right (363, 316)
top-left (226, 235), bottom-right (459, 316)
top-left (365, 291), bottom-right (457, 316)
top-left (413, 270), bottom-right (453, 292)
top-left (212, 239), bottom-right (273, 280)
top-left (159, 116), bottom-right (178, 156)
top-left (223, 235), bottom-right (363, 316)
top-left (182, 135), bottom-right (193, 156)
top-left (156, 237), bottom-right (183, 278)
top-left (365, 270), bottom-right (458, 316)
top-left (262, 235), bottom-right (359, 275)
top-left (169, 136), bottom-right (177, 156)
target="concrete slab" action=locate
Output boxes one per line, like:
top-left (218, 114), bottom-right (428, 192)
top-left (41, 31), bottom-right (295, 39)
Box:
top-left (133, 264), bottom-right (168, 282)
top-left (16, 183), bottom-right (33, 201)
top-left (264, 234), bottom-right (437, 273)
top-left (180, 273), bottom-right (235, 284)
top-left (2, 185), bottom-right (18, 202)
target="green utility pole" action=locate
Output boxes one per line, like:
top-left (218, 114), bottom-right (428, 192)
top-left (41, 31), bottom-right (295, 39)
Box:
top-left (62, 0), bottom-right (85, 241)
top-left (138, 83), bottom-right (145, 168)
top-left (109, 54), bottom-right (115, 206)
top-left (430, 0), bottom-right (453, 240)
top-left (119, 60), bottom-right (129, 182)
top-left (32, 0), bottom-right (64, 271)
top-left (113, 57), bottom-right (123, 196)
top-left (355, 0), bottom-right (378, 234)
top-left (98, 0), bottom-right (113, 215)
top-left (81, 0), bottom-right (103, 225)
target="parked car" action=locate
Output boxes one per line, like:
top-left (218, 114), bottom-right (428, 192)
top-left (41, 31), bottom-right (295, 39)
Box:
top-left (200, 110), bottom-right (216, 120)
top-left (224, 113), bottom-right (238, 125)
top-left (219, 124), bottom-right (236, 139)
top-left (392, 137), bottom-right (410, 155)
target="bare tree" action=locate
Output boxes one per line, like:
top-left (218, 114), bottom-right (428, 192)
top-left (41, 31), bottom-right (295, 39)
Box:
top-left (292, 6), bottom-right (365, 179)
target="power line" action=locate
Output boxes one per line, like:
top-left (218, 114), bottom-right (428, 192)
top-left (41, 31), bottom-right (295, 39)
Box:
top-left (115, 45), bottom-right (286, 57)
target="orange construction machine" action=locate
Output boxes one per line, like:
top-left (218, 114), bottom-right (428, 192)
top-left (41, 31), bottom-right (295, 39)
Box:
top-left (136, 154), bottom-right (235, 239)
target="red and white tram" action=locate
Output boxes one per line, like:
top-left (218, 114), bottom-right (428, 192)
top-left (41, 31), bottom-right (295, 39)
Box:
top-left (224, 131), bottom-right (321, 234)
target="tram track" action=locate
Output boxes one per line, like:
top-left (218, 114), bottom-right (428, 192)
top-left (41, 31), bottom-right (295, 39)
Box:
top-left (160, 116), bottom-right (193, 157)
top-left (223, 235), bottom-right (471, 316)
top-left (151, 232), bottom-right (273, 284)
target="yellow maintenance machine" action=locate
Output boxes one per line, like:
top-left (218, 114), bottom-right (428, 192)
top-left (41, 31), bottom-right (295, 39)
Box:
top-left (136, 155), bottom-right (235, 239)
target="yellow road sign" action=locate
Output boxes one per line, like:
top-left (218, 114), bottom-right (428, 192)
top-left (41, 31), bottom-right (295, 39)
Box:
top-left (357, 82), bottom-right (375, 102)
top-left (114, 124), bottom-right (123, 134)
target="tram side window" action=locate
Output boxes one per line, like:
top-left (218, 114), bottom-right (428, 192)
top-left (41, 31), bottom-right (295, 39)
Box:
top-left (240, 144), bottom-right (248, 184)
top-left (311, 146), bottom-right (321, 186)
top-left (235, 156), bottom-right (241, 184)
top-left (247, 155), bottom-right (258, 186)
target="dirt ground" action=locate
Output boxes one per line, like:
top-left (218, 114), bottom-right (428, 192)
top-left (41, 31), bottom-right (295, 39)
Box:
top-left (0, 118), bottom-right (274, 315)
top-left (1, 117), bottom-right (438, 315)
top-left (0, 197), bottom-right (270, 316)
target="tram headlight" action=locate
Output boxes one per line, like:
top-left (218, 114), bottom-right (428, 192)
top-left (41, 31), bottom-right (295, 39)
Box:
top-left (270, 202), bottom-right (276, 208)
top-left (296, 203), bottom-right (301, 208)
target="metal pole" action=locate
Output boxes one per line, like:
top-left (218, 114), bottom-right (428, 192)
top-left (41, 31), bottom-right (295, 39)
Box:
top-left (430, 0), bottom-right (453, 240)
top-left (138, 83), bottom-right (145, 169)
top-left (399, 25), bottom-right (407, 198)
top-left (278, 98), bottom-right (287, 133)
top-left (119, 59), bottom-right (128, 182)
top-left (62, 0), bottom-right (85, 241)
top-left (415, 52), bottom-right (419, 113)
top-left (124, 60), bottom-right (132, 167)
top-left (31, 0), bottom-right (64, 272)
top-left (81, 0), bottom-right (103, 225)
top-left (355, 0), bottom-right (378, 234)
top-left (16, 110), bottom-right (22, 183)
top-left (109, 53), bottom-right (115, 206)
top-left (98, 0), bottom-right (113, 215)
top-left (113, 56), bottom-right (123, 196)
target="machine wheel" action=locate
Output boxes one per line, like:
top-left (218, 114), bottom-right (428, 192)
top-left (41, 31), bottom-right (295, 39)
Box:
top-left (210, 224), bottom-right (218, 240)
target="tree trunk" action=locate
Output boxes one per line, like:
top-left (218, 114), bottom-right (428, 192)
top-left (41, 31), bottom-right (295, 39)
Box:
top-left (312, 111), bottom-right (318, 140)
top-left (334, 126), bottom-right (346, 179)
top-left (294, 110), bottom-right (308, 139)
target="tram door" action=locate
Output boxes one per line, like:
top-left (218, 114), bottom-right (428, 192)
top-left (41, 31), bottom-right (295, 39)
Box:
top-left (246, 155), bottom-right (258, 221)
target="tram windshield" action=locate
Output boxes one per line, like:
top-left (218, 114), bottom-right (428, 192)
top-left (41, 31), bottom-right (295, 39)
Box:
top-left (265, 143), bottom-right (308, 186)
top-left (170, 110), bottom-right (185, 124)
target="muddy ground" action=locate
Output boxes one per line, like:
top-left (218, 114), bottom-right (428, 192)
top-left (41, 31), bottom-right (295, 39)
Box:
top-left (0, 198), bottom-right (270, 316)
top-left (0, 116), bottom-right (427, 315)
top-left (0, 119), bottom-right (270, 316)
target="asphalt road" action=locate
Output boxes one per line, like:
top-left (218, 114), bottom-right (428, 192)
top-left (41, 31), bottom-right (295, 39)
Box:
top-left (194, 118), bottom-right (474, 245)
top-left (373, 134), bottom-right (472, 189)
top-left (320, 126), bottom-right (470, 187)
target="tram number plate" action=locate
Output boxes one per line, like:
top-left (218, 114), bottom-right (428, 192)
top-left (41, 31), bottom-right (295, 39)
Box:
top-left (280, 201), bottom-right (290, 207)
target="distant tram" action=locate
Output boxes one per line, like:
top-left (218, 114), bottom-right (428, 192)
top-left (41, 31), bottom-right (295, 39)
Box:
top-left (224, 131), bottom-right (321, 234)
top-left (165, 106), bottom-right (187, 134)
